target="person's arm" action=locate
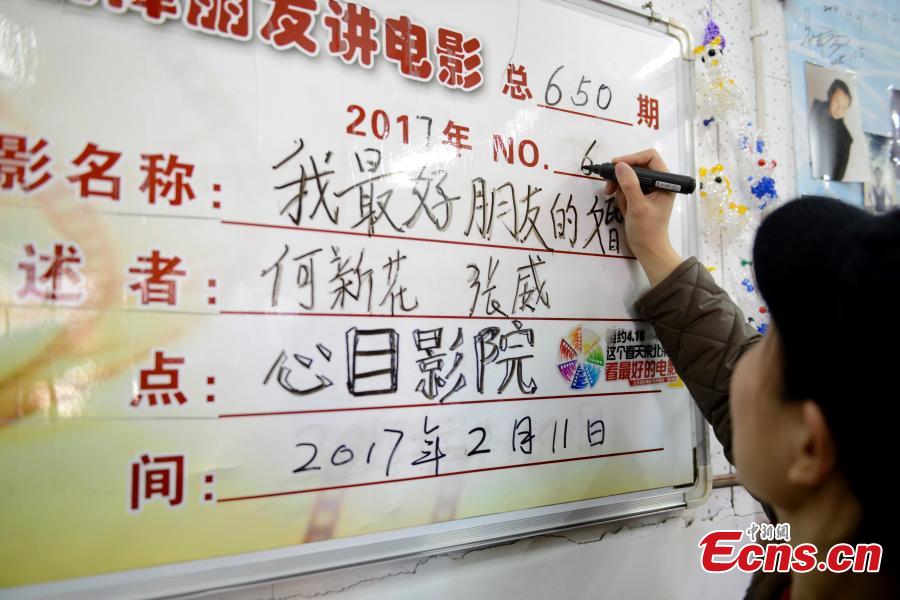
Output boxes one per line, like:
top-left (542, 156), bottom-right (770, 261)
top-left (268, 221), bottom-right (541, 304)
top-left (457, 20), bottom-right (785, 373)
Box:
top-left (608, 150), bottom-right (760, 464)
top-left (603, 151), bottom-right (682, 285)
top-left (634, 257), bottom-right (760, 464)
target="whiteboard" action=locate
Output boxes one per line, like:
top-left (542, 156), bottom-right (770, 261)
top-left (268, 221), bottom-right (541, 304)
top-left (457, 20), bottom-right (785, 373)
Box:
top-left (0, 0), bottom-right (705, 597)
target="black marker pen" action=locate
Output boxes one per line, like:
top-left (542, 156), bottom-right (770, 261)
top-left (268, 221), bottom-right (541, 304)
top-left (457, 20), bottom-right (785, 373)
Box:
top-left (585, 162), bottom-right (696, 195)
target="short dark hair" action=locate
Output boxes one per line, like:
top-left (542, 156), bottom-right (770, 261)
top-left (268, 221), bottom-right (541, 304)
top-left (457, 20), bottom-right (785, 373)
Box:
top-left (827, 79), bottom-right (852, 104)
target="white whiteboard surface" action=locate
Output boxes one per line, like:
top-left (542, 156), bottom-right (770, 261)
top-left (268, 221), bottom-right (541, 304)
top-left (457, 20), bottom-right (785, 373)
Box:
top-left (0, 0), bottom-right (704, 597)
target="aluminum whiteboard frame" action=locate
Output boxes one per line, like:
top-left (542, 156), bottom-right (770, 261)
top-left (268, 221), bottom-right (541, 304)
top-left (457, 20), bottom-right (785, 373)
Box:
top-left (2, 1), bottom-right (706, 598)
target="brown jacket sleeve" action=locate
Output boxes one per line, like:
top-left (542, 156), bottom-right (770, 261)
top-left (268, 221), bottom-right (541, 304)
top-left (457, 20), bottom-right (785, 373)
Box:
top-left (634, 256), bottom-right (761, 465)
top-left (635, 258), bottom-right (785, 598)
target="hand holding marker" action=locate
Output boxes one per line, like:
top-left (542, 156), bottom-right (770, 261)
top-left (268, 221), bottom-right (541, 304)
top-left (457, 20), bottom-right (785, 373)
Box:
top-left (593, 149), bottom-right (689, 288)
top-left (585, 162), bottom-right (696, 195)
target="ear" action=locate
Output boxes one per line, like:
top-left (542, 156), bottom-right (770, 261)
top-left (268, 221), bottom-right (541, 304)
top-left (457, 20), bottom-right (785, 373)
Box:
top-left (787, 400), bottom-right (837, 487)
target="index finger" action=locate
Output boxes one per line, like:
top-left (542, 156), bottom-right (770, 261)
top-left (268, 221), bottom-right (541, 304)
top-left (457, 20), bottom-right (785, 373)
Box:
top-left (611, 148), bottom-right (668, 172)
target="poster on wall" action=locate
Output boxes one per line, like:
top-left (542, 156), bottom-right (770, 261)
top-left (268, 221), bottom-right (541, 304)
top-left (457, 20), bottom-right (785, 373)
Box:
top-left (785, 0), bottom-right (900, 206)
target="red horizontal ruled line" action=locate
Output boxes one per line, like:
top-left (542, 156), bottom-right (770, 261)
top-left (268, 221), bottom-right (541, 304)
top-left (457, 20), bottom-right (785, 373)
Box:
top-left (218, 389), bottom-right (661, 419)
top-left (220, 219), bottom-right (635, 261)
top-left (217, 447), bottom-right (665, 503)
top-left (219, 311), bottom-right (644, 321)
top-left (553, 170), bottom-right (605, 182)
top-left (536, 103), bottom-right (635, 127)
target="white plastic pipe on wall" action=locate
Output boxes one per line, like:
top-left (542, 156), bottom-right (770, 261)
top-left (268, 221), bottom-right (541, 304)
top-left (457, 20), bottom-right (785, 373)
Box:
top-left (749, 0), bottom-right (767, 129)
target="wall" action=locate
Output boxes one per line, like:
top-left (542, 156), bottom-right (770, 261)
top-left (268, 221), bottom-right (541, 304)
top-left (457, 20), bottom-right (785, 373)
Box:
top-left (194, 1), bottom-right (795, 598)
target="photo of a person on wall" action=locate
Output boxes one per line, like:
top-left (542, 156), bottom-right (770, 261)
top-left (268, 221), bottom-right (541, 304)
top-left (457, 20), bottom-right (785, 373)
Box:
top-left (805, 63), bottom-right (868, 182)
top-left (864, 133), bottom-right (896, 214)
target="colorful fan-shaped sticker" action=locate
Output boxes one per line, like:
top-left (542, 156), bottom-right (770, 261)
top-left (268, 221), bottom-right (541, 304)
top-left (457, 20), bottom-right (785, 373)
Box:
top-left (557, 325), bottom-right (605, 390)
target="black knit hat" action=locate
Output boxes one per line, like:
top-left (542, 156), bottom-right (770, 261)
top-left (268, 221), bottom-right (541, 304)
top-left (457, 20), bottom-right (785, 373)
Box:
top-left (753, 196), bottom-right (900, 555)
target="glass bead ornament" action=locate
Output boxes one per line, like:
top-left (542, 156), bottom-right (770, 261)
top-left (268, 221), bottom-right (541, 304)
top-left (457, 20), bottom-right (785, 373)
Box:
top-left (698, 163), bottom-right (751, 235)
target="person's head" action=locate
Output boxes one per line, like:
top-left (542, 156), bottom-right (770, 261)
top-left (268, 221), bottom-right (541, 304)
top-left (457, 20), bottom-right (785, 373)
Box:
top-left (826, 79), bottom-right (852, 119)
top-left (730, 197), bottom-right (900, 559)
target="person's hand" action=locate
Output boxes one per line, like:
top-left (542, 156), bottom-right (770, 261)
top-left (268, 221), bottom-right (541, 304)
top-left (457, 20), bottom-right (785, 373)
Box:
top-left (605, 149), bottom-right (683, 286)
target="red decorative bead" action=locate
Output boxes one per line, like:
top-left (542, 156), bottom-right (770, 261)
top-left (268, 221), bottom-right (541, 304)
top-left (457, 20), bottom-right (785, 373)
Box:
top-left (757, 159), bottom-right (766, 166)
top-left (759, 306), bottom-right (767, 314)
